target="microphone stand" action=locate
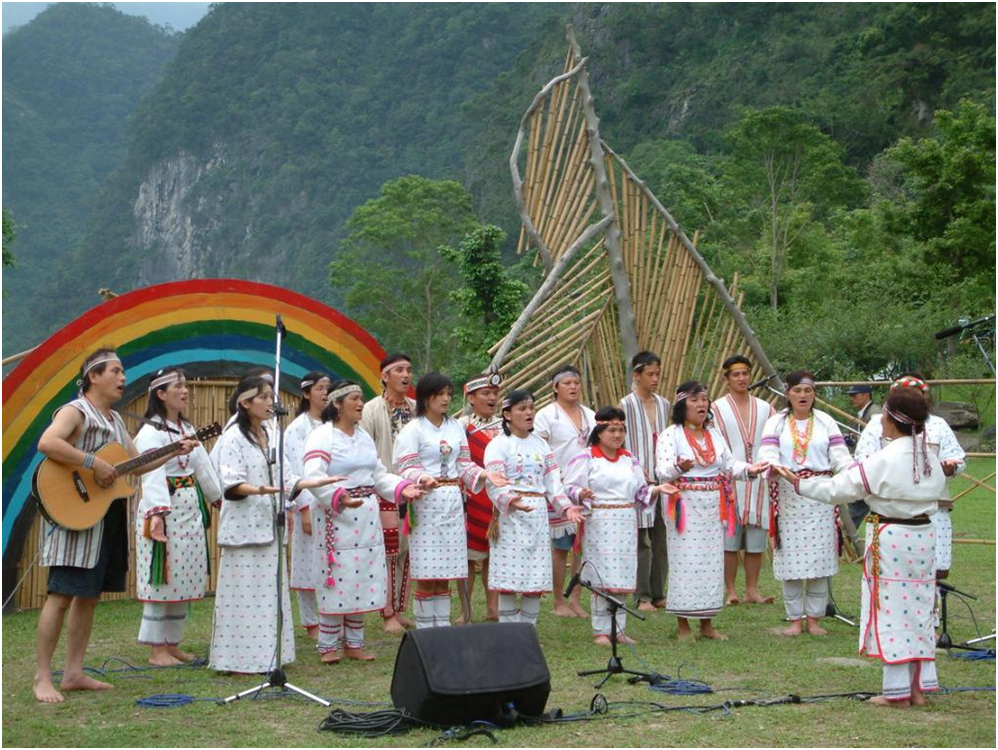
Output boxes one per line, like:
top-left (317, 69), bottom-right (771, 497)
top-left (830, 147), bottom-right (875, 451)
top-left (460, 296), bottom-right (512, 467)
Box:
top-left (573, 569), bottom-right (655, 689)
top-left (936, 581), bottom-right (978, 651)
top-left (224, 314), bottom-right (329, 707)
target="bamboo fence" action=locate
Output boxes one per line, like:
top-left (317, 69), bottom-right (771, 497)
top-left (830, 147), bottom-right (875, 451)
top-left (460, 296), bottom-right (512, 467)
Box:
top-left (11, 379), bottom-right (300, 611)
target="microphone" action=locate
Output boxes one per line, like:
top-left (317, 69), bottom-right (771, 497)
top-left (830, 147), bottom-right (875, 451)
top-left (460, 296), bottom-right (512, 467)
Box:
top-left (937, 581), bottom-right (977, 600)
top-left (935, 314), bottom-right (996, 339)
top-left (564, 571), bottom-right (582, 598)
top-left (749, 373), bottom-right (778, 390)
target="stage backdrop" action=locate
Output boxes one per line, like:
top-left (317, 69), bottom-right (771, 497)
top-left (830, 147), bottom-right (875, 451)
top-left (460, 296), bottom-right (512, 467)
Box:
top-left (2, 279), bottom-right (386, 608)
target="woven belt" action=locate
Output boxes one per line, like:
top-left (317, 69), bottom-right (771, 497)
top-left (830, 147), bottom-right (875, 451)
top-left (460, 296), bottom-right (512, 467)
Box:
top-left (434, 477), bottom-right (461, 486)
top-left (591, 502), bottom-right (635, 509)
top-left (866, 513), bottom-right (931, 526)
top-left (166, 475), bottom-right (197, 489)
top-left (488, 491), bottom-right (545, 542)
top-left (346, 485), bottom-right (375, 498)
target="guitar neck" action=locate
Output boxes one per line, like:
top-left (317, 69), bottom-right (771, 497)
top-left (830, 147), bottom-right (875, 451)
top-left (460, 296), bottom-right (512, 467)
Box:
top-left (113, 442), bottom-right (182, 476)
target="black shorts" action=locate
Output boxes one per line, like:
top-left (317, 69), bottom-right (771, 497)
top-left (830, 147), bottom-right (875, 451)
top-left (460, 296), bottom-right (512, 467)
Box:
top-left (47, 499), bottom-right (129, 599)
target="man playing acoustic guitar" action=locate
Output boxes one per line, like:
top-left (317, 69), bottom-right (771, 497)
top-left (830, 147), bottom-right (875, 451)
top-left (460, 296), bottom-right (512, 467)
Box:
top-left (33, 348), bottom-right (196, 703)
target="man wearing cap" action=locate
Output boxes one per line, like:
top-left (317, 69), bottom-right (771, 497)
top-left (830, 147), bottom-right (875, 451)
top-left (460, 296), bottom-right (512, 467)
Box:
top-left (360, 353), bottom-right (417, 633)
top-left (845, 384), bottom-right (881, 538)
top-left (33, 348), bottom-right (194, 703)
top-left (458, 371), bottom-right (503, 621)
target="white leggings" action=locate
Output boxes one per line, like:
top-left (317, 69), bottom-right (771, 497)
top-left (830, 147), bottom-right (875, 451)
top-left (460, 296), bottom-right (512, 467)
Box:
top-left (497, 593), bottom-right (541, 625)
top-left (782, 577), bottom-right (828, 620)
top-left (297, 590), bottom-right (318, 629)
top-left (317, 613), bottom-right (364, 652)
top-left (883, 660), bottom-right (938, 701)
top-left (413, 592), bottom-right (452, 629)
top-left (138, 601), bottom-right (187, 646)
top-left (591, 593), bottom-right (626, 636)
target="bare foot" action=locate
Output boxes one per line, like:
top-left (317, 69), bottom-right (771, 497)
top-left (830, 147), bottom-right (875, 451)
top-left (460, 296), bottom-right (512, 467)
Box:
top-left (485, 612), bottom-right (499, 622)
top-left (911, 693), bottom-right (928, 707)
top-left (637, 601), bottom-right (657, 613)
top-left (166, 647), bottom-right (196, 662)
top-left (677, 630), bottom-right (697, 644)
top-left (59, 674), bottom-right (113, 692)
top-left (344, 647), bottom-right (376, 662)
top-left (33, 674), bottom-right (65, 704)
top-left (552, 603), bottom-right (575, 617)
top-left (320, 650), bottom-right (341, 664)
top-left (617, 633), bottom-right (637, 644)
top-left (725, 592), bottom-right (741, 606)
top-left (869, 695), bottom-right (909, 708)
top-left (306, 625), bottom-right (320, 641)
top-left (744, 591), bottom-right (775, 604)
top-left (776, 622), bottom-right (802, 637)
top-left (383, 616), bottom-right (406, 635)
top-left (699, 624), bottom-right (728, 640)
top-left (651, 599), bottom-right (667, 609)
top-left (149, 653), bottom-right (184, 667)
top-left (397, 616), bottom-right (415, 629)
top-left (806, 620), bottom-right (829, 636)
top-left (594, 635), bottom-right (612, 647)
top-left (568, 600), bottom-right (588, 618)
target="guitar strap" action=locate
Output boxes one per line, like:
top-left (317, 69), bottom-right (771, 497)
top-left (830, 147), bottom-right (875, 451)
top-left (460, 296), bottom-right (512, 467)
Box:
top-left (117, 410), bottom-right (183, 434)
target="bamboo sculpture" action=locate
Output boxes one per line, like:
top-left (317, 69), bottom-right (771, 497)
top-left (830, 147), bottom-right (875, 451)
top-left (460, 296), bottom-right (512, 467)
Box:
top-left (493, 27), bottom-right (781, 404)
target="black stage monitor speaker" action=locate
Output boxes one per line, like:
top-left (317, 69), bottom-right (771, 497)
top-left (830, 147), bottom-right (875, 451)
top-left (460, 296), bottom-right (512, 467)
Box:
top-left (390, 622), bottom-right (550, 726)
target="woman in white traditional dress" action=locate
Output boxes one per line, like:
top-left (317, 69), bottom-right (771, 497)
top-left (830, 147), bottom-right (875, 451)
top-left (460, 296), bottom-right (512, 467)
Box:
top-left (774, 388), bottom-right (945, 708)
top-left (392, 373), bottom-right (507, 629)
top-left (285, 371), bottom-right (331, 640)
top-left (759, 370), bottom-right (852, 637)
top-left (135, 367), bottom-right (223, 666)
top-left (484, 390), bottom-right (585, 625)
top-left (302, 380), bottom-right (424, 662)
top-left (563, 406), bottom-right (656, 644)
top-left (656, 381), bottom-right (769, 641)
top-left (209, 374), bottom-right (338, 673)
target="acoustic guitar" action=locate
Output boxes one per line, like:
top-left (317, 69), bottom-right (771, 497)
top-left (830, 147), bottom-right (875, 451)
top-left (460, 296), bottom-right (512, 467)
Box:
top-left (33, 422), bottom-right (222, 531)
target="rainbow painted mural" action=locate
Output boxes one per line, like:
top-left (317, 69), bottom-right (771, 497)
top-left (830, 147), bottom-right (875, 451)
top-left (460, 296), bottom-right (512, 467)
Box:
top-left (1, 279), bottom-right (385, 555)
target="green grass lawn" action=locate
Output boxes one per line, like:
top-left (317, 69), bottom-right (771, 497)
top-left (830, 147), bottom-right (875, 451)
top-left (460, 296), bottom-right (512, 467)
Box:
top-left (3, 460), bottom-right (994, 747)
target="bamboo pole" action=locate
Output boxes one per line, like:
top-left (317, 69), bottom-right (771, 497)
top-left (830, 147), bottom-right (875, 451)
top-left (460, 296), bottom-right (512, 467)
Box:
top-left (954, 471), bottom-right (997, 494)
top-left (603, 142), bottom-right (783, 391)
top-left (952, 539), bottom-right (996, 546)
top-left (566, 27), bottom-right (639, 364)
top-left (490, 215), bottom-right (613, 369)
top-left (2, 346), bottom-right (39, 366)
top-left (509, 56), bottom-right (588, 273)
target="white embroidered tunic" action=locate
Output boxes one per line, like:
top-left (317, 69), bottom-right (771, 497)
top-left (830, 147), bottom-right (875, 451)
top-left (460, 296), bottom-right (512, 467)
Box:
top-left (393, 417), bottom-right (485, 580)
top-left (712, 394), bottom-right (775, 529)
top-left (533, 402), bottom-right (594, 537)
top-left (135, 418), bottom-right (222, 603)
top-left (563, 447), bottom-right (653, 592)
top-left (209, 424), bottom-right (294, 673)
top-left (759, 409), bottom-right (852, 581)
top-left (656, 423), bottom-right (751, 618)
top-left (484, 433), bottom-right (573, 593)
top-left (284, 412), bottom-right (322, 591)
top-left (302, 425), bottom-right (411, 614)
top-left (795, 437), bottom-right (944, 664)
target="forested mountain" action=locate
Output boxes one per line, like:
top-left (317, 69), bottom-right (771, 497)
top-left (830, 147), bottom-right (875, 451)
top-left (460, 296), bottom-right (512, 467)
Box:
top-left (1, 3), bottom-right (180, 354)
top-left (3, 2), bottom-right (994, 379)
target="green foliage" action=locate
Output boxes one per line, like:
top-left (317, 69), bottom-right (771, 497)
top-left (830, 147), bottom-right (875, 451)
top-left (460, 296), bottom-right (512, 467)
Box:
top-left (2, 209), bottom-right (15, 269)
top-left (441, 224), bottom-right (529, 365)
top-left (1, 3), bottom-right (178, 354)
top-left (329, 176), bottom-right (478, 374)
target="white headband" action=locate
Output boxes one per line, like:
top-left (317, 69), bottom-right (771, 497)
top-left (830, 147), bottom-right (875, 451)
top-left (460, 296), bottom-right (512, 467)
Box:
top-left (148, 371), bottom-right (182, 392)
top-left (552, 370), bottom-right (578, 388)
top-left (76, 355), bottom-right (121, 387)
top-left (328, 384), bottom-right (362, 403)
top-left (236, 386), bottom-right (261, 404)
top-left (381, 361), bottom-right (410, 379)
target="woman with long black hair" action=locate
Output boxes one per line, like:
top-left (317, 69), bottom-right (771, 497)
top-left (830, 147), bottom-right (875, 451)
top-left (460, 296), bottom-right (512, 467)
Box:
top-left (134, 367), bottom-right (222, 665)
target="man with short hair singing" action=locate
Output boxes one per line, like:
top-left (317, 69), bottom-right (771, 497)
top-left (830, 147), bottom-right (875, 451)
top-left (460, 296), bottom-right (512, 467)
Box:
top-left (33, 348), bottom-right (193, 703)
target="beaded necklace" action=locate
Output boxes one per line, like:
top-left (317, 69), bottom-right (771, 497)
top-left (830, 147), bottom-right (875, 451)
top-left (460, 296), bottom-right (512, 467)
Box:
top-left (165, 417), bottom-right (191, 471)
top-left (683, 425), bottom-right (717, 467)
top-left (789, 413), bottom-right (814, 465)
